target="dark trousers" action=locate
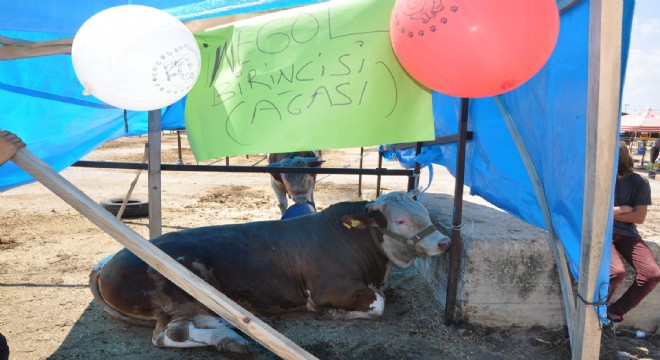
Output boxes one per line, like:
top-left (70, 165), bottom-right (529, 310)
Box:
top-left (0, 332), bottom-right (8, 360)
top-left (608, 233), bottom-right (660, 318)
top-left (651, 147), bottom-right (659, 165)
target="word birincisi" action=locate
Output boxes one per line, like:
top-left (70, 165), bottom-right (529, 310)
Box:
top-left (205, 11), bottom-right (398, 125)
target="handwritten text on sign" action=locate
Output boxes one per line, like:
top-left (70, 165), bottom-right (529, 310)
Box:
top-left (185, 0), bottom-right (434, 160)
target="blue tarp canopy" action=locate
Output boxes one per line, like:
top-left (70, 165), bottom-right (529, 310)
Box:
top-left (0, 0), bottom-right (324, 190)
top-left (0, 0), bottom-right (634, 328)
top-left (382, 0), bottom-right (635, 323)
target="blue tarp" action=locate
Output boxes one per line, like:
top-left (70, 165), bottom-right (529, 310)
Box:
top-left (0, 0), bottom-right (324, 191)
top-left (0, 0), bottom-right (635, 324)
top-left (382, 0), bottom-right (635, 322)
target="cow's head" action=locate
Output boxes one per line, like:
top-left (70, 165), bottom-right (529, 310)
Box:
top-left (342, 191), bottom-right (450, 268)
top-left (269, 157), bottom-right (322, 204)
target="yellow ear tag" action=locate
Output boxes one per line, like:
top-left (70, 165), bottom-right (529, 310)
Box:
top-left (343, 219), bottom-right (362, 229)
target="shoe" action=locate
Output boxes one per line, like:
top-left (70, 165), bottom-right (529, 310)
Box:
top-left (602, 320), bottom-right (621, 338)
top-left (607, 312), bottom-right (624, 323)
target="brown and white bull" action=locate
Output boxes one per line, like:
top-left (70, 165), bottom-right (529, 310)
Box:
top-left (268, 151), bottom-right (323, 215)
top-left (89, 191), bottom-right (450, 353)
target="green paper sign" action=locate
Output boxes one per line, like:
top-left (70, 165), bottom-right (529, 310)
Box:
top-left (184, 0), bottom-right (434, 161)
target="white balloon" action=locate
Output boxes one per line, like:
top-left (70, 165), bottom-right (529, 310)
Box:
top-left (71, 5), bottom-right (201, 111)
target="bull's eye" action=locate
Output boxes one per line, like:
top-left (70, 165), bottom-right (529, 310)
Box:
top-left (395, 219), bottom-right (407, 226)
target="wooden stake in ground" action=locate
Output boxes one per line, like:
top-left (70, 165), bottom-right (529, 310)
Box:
top-left (116, 143), bottom-right (149, 219)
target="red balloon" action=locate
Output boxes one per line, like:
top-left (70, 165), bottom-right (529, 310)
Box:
top-left (390, 0), bottom-right (559, 98)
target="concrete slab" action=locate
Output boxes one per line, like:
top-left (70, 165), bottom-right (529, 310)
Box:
top-left (416, 192), bottom-right (660, 334)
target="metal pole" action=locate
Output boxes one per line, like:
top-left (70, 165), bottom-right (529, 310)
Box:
top-left (358, 147), bottom-right (364, 197)
top-left (408, 142), bottom-right (422, 192)
top-left (147, 110), bottom-right (162, 239)
top-left (176, 130), bottom-right (184, 165)
top-left (376, 152), bottom-right (383, 197)
top-left (445, 97), bottom-right (469, 325)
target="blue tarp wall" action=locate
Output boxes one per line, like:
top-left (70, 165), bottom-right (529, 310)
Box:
top-left (0, 0), bottom-right (324, 190)
top-left (382, 0), bottom-right (635, 321)
top-left (0, 0), bottom-right (635, 322)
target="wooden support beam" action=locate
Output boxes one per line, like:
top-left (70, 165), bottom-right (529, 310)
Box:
top-left (0, 12), bottom-right (261, 61)
top-left (9, 147), bottom-right (317, 360)
top-left (147, 110), bottom-right (162, 238)
top-left (573, 0), bottom-right (623, 359)
top-left (0, 37), bottom-right (73, 60)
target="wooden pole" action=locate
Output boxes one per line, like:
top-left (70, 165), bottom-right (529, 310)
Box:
top-left (573, 0), bottom-right (623, 359)
top-left (0, 13), bottom-right (261, 61)
top-left (10, 148), bottom-right (317, 360)
top-left (148, 110), bottom-right (162, 238)
top-left (116, 143), bottom-right (149, 219)
top-left (444, 97), bottom-right (469, 324)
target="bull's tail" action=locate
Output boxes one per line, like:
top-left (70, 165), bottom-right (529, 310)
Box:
top-left (89, 254), bottom-right (156, 328)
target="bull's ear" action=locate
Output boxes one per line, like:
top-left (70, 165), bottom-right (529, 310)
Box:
top-left (408, 188), bottom-right (420, 199)
top-left (342, 215), bottom-right (376, 230)
top-left (309, 159), bottom-right (325, 167)
top-left (366, 200), bottom-right (383, 212)
top-left (300, 157), bottom-right (325, 168)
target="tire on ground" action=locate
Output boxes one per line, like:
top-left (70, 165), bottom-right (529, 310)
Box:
top-left (99, 198), bottom-right (149, 218)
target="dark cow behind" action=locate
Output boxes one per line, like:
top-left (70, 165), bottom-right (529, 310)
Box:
top-left (89, 191), bottom-right (450, 353)
top-left (268, 151), bottom-right (323, 215)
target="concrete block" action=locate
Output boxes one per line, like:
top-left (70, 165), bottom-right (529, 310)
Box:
top-left (417, 193), bottom-right (660, 333)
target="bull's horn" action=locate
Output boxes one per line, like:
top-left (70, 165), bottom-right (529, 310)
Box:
top-left (407, 188), bottom-right (420, 198)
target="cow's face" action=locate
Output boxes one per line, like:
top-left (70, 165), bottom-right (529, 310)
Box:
top-left (282, 173), bottom-right (315, 203)
top-left (362, 191), bottom-right (450, 268)
top-left (273, 157), bottom-right (318, 203)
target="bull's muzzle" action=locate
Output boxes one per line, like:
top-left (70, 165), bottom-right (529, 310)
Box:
top-left (290, 194), bottom-right (308, 203)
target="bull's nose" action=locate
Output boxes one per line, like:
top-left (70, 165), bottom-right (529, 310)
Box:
top-left (291, 195), bottom-right (308, 203)
top-left (439, 241), bottom-right (450, 252)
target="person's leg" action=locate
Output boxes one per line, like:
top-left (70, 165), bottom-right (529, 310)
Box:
top-left (607, 234), bottom-right (660, 320)
top-left (608, 242), bottom-right (627, 316)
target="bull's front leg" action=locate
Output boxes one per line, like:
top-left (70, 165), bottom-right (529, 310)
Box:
top-left (151, 312), bottom-right (249, 353)
top-left (270, 177), bottom-right (288, 215)
top-left (313, 282), bottom-right (385, 320)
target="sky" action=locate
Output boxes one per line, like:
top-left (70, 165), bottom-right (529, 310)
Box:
top-left (621, 0), bottom-right (660, 113)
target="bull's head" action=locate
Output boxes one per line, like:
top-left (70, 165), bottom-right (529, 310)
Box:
top-left (269, 157), bottom-right (322, 204)
top-left (342, 191), bottom-right (450, 269)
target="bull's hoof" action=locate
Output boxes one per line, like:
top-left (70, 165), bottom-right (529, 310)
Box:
top-left (218, 337), bottom-right (250, 354)
top-left (317, 308), bottom-right (340, 320)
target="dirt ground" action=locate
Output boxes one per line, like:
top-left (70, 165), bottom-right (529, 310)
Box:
top-left (0, 133), bottom-right (658, 359)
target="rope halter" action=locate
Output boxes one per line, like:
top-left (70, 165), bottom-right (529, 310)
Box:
top-left (370, 224), bottom-right (438, 251)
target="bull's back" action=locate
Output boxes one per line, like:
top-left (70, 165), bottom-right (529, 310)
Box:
top-left (95, 202), bottom-right (382, 317)
top-left (96, 216), bottom-right (333, 316)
